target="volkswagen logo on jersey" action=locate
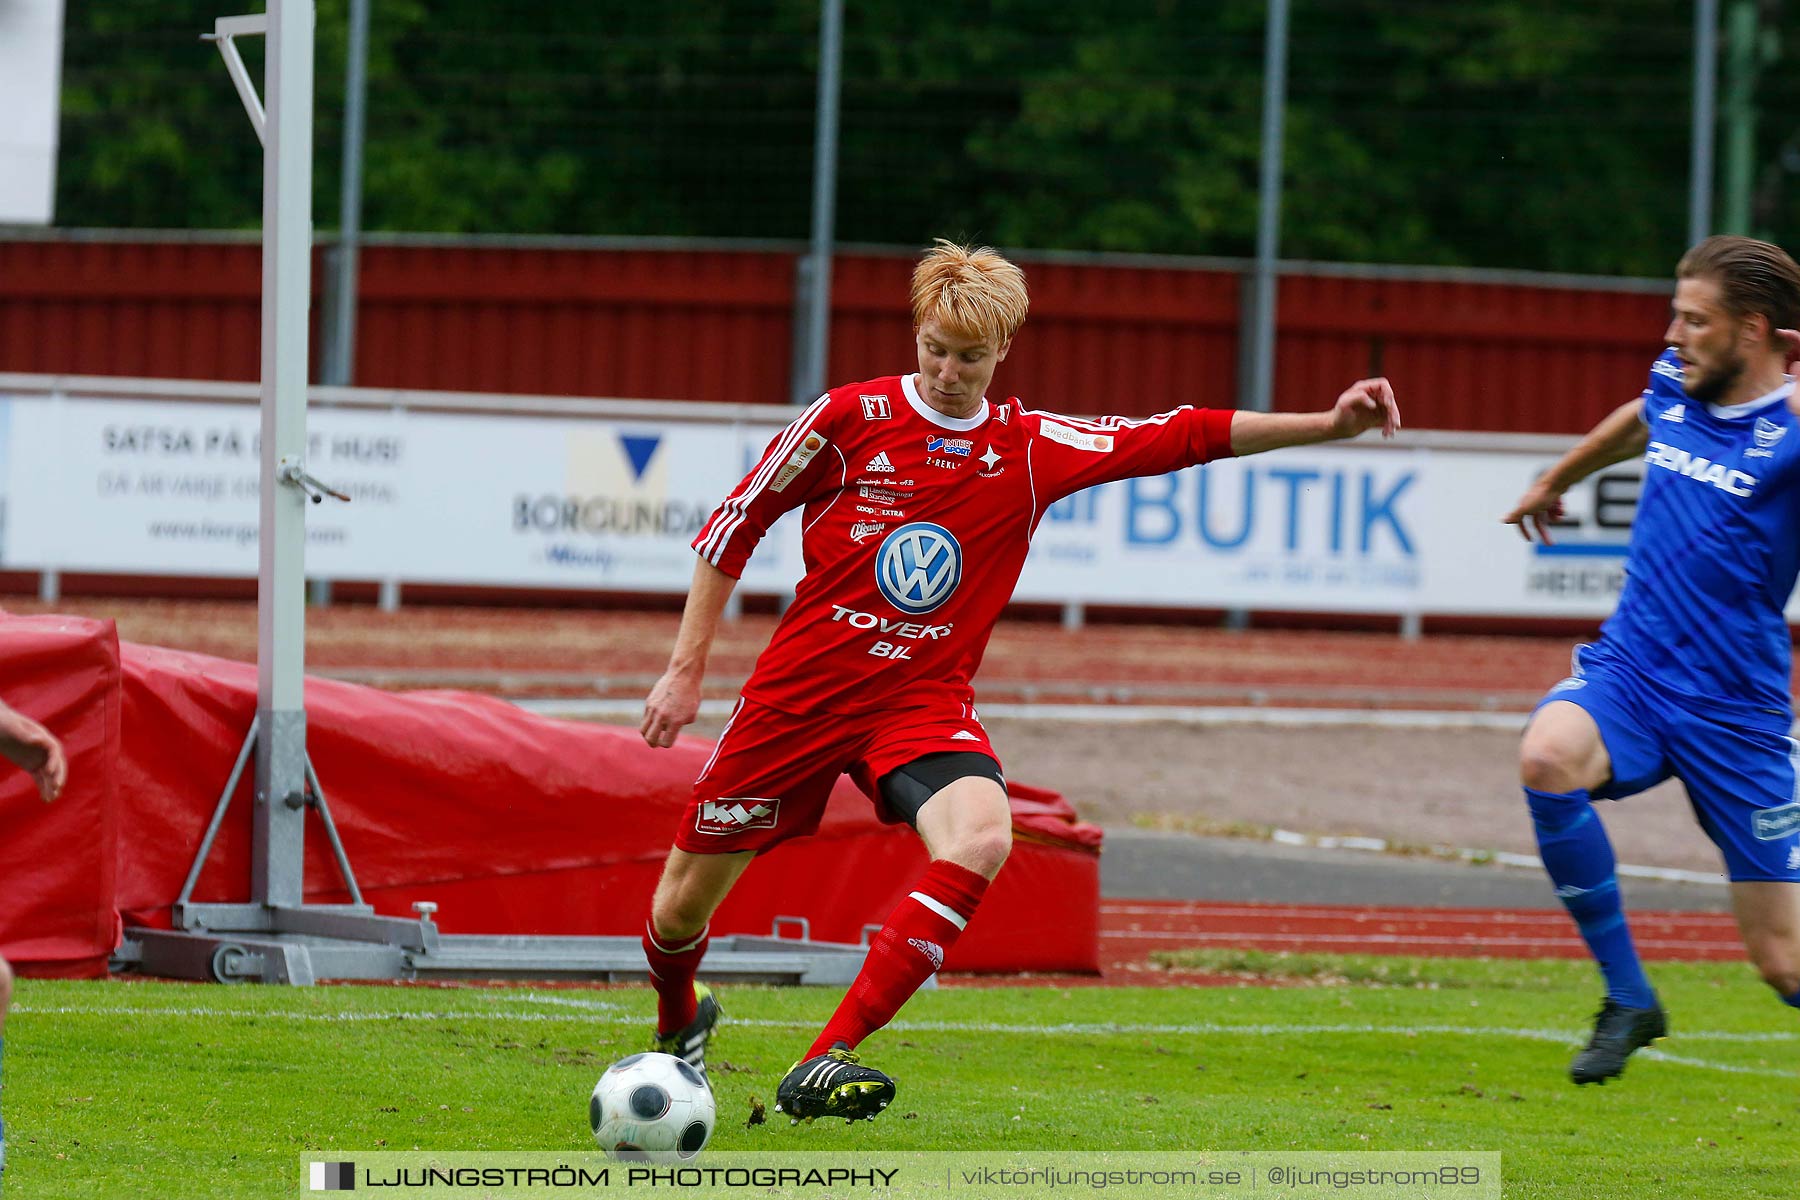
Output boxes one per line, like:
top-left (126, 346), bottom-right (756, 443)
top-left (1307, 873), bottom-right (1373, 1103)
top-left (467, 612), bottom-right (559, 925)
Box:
top-left (875, 522), bottom-right (962, 615)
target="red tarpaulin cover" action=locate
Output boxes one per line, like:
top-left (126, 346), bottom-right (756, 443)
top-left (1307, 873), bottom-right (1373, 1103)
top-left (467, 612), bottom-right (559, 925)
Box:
top-left (0, 614), bottom-right (123, 978)
top-left (1, 615), bottom-right (1100, 977)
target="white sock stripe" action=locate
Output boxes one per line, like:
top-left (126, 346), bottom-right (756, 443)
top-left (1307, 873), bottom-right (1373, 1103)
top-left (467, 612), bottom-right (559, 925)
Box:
top-left (907, 891), bottom-right (968, 931)
top-left (644, 921), bottom-right (709, 955)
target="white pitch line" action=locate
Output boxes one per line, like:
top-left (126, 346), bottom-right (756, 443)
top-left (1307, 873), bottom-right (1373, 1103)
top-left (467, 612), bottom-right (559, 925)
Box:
top-left (513, 698), bottom-right (1531, 731)
top-left (1099, 903), bottom-right (1736, 923)
top-left (512, 698), bottom-right (1724, 885)
top-left (509, 699), bottom-right (1726, 885)
top-left (1100, 930), bottom-right (1747, 952)
top-left (17, 1005), bottom-right (1794, 1077)
top-left (496, 992), bottom-right (627, 1012)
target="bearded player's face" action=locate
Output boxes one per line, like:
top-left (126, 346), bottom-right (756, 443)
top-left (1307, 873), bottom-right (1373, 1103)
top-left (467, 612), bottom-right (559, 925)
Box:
top-left (1664, 276), bottom-right (1750, 405)
top-left (914, 320), bottom-right (1009, 419)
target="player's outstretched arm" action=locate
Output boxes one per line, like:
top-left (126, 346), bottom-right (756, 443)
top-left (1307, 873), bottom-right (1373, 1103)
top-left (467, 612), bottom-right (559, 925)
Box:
top-left (0, 697), bottom-right (66, 803)
top-left (1501, 398), bottom-right (1649, 545)
top-left (641, 557), bottom-right (738, 749)
top-left (1227, 377), bottom-right (1400, 457)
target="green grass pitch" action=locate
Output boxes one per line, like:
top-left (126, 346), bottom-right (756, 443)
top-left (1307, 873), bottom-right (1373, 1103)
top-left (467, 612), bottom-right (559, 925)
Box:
top-left (7, 956), bottom-right (1797, 1198)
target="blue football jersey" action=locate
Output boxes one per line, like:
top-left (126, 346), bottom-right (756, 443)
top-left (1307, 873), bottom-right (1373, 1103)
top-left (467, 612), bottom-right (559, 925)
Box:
top-left (1597, 349), bottom-right (1800, 729)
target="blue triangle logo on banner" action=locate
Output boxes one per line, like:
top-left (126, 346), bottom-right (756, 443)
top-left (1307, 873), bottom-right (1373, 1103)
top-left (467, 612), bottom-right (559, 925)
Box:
top-left (620, 434), bottom-right (661, 482)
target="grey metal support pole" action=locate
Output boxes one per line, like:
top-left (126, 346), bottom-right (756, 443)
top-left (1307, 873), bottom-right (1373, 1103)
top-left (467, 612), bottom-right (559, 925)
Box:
top-left (794, 0), bottom-right (843, 404)
top-left (1720, 0), bottom-right (1759, 234)
top-left (1228, 0), bottom-right (1289, 635)
top-left (1690, 0), bottom-right (1719, 244)
top-left (253, 0), bottom-right (316, 910)
top-left (1244, 0), bottom-right (1290, 415)
top-left (324, 0), bottom-right (369, 387)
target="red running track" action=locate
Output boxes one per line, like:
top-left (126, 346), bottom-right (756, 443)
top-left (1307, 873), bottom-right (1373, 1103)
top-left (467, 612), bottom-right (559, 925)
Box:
top-left (945, 900), bottom-right (1744, 988)
top-left (1099, 900), bottom-right (1742, 965)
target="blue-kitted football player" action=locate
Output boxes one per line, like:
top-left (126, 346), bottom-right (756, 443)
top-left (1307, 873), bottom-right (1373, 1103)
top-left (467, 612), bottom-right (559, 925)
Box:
top-left (1503, 235), bottom-right (1800, 1085)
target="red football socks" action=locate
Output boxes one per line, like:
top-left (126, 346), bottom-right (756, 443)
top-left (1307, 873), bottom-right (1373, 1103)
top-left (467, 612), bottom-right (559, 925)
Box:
top-left (643, 920), bottom-right (709, 1035)
top-left (806, 860), bottom-right (989, 1058)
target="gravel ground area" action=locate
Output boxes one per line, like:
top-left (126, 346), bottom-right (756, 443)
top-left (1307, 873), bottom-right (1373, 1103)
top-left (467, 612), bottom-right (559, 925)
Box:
top-left (7, 599), bottom-right (1737, 876)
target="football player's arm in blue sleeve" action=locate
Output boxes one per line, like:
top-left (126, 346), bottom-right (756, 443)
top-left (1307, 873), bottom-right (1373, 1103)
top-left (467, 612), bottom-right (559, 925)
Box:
top-left (1501, 397), bottom-right (1649, 545)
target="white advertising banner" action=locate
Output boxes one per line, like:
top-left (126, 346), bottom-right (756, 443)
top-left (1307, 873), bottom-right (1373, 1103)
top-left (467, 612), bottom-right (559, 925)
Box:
top-left (0, 396), bottom-right (803, 593)
top-left (6, 398), bottom-right (407, 577)
top-left (1, 388), bottom-right (1791, 621)
top-left (391, 412), bottom-right (802, 590)
top-left (1016, 444), bottom-right (1656, 618)
top-left (1019, 449), bottom-right (1426, 613)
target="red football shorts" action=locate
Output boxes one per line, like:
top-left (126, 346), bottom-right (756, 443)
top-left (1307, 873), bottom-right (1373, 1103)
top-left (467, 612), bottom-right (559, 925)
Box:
top-left (672, 697), bottom-right (1002, 854)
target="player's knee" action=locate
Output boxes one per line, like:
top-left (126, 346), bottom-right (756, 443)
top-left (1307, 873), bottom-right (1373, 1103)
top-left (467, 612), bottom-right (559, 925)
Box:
top-left (1756, 963), bottom-right (1800, 998)
top-left (1748, 946), bottom-right (1800, 998)
top-left (649, 879), bottom-right (715, 944)
top-left (1518, 740), bottom-right (1586, 795)
top-left (950, 823), bottom-right (1012, 881)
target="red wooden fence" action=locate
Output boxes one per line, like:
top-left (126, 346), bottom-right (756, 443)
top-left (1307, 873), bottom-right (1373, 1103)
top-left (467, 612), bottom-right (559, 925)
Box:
top-left (0, 234), bottom-right (1673, 433)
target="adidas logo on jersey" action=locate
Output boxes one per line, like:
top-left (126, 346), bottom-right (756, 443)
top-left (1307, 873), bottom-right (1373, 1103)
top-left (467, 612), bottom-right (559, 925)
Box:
top-left (1659, 403), bottom-right (1686, 422)
top-left (950, 730), bottom-right (980, 741)
top-left (907, 937), bottom-right (945, 969)
top-left (866, 451), bottom-right (895, 473)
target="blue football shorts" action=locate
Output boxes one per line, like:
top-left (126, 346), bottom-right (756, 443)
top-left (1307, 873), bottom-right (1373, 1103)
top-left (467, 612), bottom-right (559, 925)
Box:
top-left (1532, 643), bottom-right (1800, 883)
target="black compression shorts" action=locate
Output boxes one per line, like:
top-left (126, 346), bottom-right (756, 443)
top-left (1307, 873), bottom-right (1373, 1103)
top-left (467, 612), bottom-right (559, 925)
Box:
top-left (877, 751), bottom-right (1006, 827)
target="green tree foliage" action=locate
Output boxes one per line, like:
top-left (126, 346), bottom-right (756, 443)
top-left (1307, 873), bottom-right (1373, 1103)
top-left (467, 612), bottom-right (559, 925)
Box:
top-left (51, 1), bottom-right (1800, 276)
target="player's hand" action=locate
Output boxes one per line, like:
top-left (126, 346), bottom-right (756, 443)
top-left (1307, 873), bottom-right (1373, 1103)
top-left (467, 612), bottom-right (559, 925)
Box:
top-left (4, 716), bottom-right (67, 803)
top-left (640, 668), bottom-right (703, 749)
top-left (1503, 478), bottom-right (1566, 545)
top-left (33, 732), bottom-right (67, 803)
top-left (1329, 377), bottom-right (1401, 440)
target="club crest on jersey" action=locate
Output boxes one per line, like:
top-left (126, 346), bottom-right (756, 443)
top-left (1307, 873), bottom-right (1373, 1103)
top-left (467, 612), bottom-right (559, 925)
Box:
top-left (1749, 416), bottom-right (1787, 458)
top-left (875, 522), bottom-right (962, 615)
top-left (860, 394), bottom-right (892, 420)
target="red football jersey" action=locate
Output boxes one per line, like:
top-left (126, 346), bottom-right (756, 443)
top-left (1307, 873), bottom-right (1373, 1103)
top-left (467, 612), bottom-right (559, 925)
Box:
top-left (693, 373), bottom-right (1236, 715)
